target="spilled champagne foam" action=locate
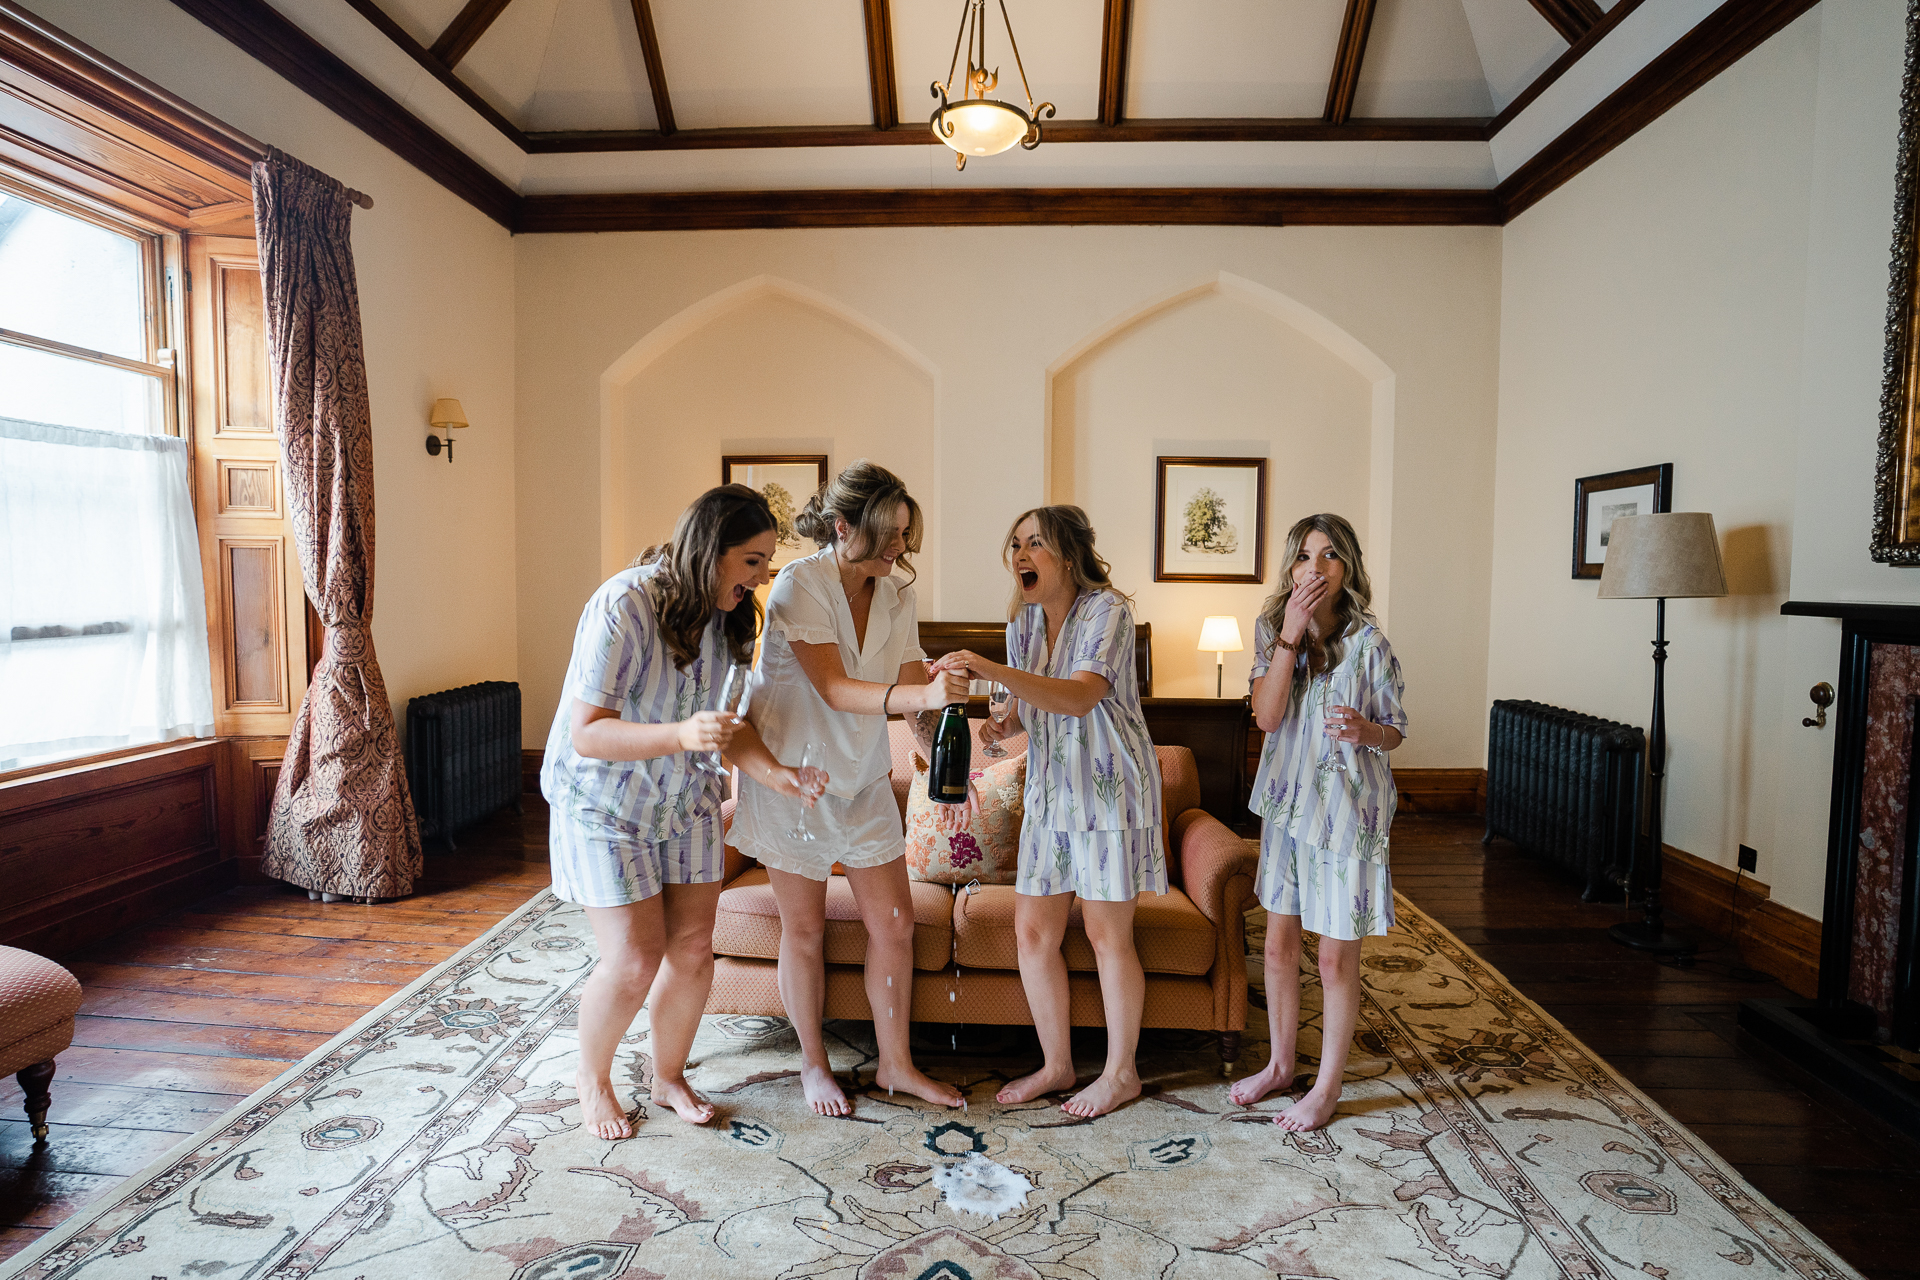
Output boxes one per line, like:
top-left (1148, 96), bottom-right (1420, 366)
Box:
top-left (931, 1152), bottom-right (1034, 1221)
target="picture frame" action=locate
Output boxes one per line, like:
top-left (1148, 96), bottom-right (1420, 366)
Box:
top-left (1572, 464), bottom-right (1672, 579)
top-left (1154, 456), bottom-right (1268, 584)
top-left (1873, 0), bottom-right (1920, 564)
top-left (722, 455), bottom-right (829, 549)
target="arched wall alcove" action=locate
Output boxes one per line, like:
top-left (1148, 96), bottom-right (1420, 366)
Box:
top-left (599, 275), bottom-right (939, 602)
top-left (1044, 271), bottom-right (1396, 698)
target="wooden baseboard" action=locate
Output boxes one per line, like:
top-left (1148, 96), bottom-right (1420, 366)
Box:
top-left (1395, 768), bottom-right (1486, 816)
top-left (1659, 843), bottom-right (1820, 998)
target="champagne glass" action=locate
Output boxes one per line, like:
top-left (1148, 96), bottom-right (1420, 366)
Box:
top-left (1317, 672), bottom-right (1353, 776)
top-left (787, 742), bottom-right (827, 842)
top-left (698, 664), bottom-right (752, 776)
top-left (981, 683), bottom-right (1014, 759)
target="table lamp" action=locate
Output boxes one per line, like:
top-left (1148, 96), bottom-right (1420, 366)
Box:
top-left (1598, 512), bottom-right (1727, 955)
top-left (1198, 616), bottom-right (1243, 698)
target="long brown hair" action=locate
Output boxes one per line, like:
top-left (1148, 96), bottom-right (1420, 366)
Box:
top-left (794, 459), bottom-right (924, 583)
top-left (1258, 513), bottom-right (1375, 702)
top-left (1001, 505), bottom-right (1130, 620)
top-left (634, 484), bottom-right (776, 669)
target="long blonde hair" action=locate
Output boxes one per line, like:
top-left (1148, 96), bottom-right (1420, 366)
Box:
top-left (794, 459), bottom-right (924, 584)
top-left (1258, 513), bottom-right (1376, 702)
top-left (1000, 505), bottom-right (1130, 620)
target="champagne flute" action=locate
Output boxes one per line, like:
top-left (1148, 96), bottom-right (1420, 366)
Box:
top-left (1318, 671), bottom-right (1354, 775)
top-left (698, 664), bottom-right (751, 776)
top-left (981, 683), bottom-right (1014, 759)
top-left (787, 742), bottom-right (827, 842)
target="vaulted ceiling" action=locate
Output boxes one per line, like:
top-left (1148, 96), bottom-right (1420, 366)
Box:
top-left (157, 0), bottom-right (1819, 229)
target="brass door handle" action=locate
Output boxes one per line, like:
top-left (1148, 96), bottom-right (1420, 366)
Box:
top-left (1803, 681), bottom-right (1834, 729)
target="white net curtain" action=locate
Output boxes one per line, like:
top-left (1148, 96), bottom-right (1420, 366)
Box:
top-left (0, 415), bottom-right (214, 769)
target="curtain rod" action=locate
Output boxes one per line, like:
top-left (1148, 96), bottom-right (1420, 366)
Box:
top-left (345, 188), bottom-right (374, 210)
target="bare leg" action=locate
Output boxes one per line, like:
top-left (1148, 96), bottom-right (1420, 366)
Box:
top-left (997, 892), bottom-right (1077, 1104)
top-left (765, 868), bottom-right (849, 1116)
top-left (646, 881), bottom-right (724, 1123)
top-left (1231, 913), bottom-right (1302, 1106)
top-left (1064, 898), bottom-right (1144, 1118)
top-left (844, 860), bottom-right (961, 1108)
top-left (577, 897), bottom-right (668, 1140)
top-left (1279, 936), bottom-right (1362, 1132)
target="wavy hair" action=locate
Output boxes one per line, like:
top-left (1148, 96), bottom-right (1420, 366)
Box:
top-left (794, 459), bottom-right (924, 584)
top-left (1000, 505), bottom-right (1130, 620)
top-left (1258, 513), bottom-right (1376, 704)
top-left (633, 484), bottom-right (776, 669)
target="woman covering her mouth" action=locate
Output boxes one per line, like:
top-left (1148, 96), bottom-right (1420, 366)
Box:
top-left (539, 484), bottom-right (817, 1142)
top-left (730, 460), bottom-right (968, 1118)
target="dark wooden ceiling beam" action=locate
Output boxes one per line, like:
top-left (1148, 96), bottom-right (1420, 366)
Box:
top-left (165, 0), bottom-right (517, 227)
top-left (1498, 0), bottom-right (1822, 219)
top-left (516, 187), bottom-right (1502, 234)
top-left (1527, 0), bottom-right (1605, 45)
top-left (1323, 0), bottom-right (1378, 125)
top-left (629, 0), bottom-right (675, 136)
top-left (1489, 0), bottom-right (1644, 133)
top-left (1098, 0), bottom-right (1134, 127)
top-left (429, 0), bottom-right (515, 67)
top-left (861, 0), bottom-right (898, 130)
top-left (337, 0), bottom-right (527, 147)
top-left (522, 117), bottom-right (1491, 153)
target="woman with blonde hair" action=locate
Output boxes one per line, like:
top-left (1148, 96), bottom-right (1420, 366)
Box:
top-left (1230, 512), bottom-right (1406, 1132)
top-left (541, 484), bottom-right (820, 1140)
top-left (731, 460), bottom-right (967, 1116)
top-left (931, 505), bottom-right (1164, 1118)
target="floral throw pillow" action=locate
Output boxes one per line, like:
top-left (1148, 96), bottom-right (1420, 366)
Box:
top-left (903, 747), bottom-right (1025, 885)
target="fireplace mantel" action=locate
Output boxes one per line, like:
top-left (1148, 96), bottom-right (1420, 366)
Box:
top-left (1783, 600), bottom-right (1920, 627)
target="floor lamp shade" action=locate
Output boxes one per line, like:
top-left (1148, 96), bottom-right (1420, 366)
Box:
top-left (1595, 512), bottom-right (1726, 956)
top-left (1597, 513), bottom-right (1727, 600)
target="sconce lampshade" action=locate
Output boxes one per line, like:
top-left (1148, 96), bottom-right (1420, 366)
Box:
top-left (429, 398), bottom-right (468, 430)
top-left (1597, 513), bottom-right (1727, 600)
top-left (1198, 615), bottom-right (1244, 654)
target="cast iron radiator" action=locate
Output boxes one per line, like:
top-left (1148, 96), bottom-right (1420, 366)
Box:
top-left (1482, 699), bottom-right (1644, 901)
top-left (406, 681), bottom-right (522, 850)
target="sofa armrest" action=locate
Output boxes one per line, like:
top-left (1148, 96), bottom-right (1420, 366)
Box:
top-left (720, 798), bottom-right (755, 884)
top-left (1173, 808), bottom-right (1257, 930)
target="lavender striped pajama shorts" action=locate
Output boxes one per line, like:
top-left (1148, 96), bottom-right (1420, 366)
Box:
top-left (548, 812), bottom-right (724, 908)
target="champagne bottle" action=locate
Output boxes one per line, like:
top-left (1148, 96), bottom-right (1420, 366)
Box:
top-left (928, 702), bottom-right (971, 805)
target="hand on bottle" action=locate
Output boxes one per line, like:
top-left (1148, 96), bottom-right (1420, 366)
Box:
top-left (920, 666), bottom-right (971, 710)
top-left (929, 649), bottom-right (995, 681)
top-left (678, 711), bottom-right (737, 754)
top-left (933, 778), bottom-right (981, 832)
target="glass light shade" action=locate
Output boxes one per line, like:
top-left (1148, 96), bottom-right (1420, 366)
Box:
top-left (936, 100), bottom-right (1030, 157)
top-left (1198, 615), bottom-right (1244, 653)
top-left (429, 398), bottom-right (468, 429)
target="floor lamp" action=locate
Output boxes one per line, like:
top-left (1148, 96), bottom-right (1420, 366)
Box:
top-left (1597, 512), bottom-right (1727, 955)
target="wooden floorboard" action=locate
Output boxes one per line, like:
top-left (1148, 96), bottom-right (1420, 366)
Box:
top-left (0, 806), bottom-right (1910, 1277)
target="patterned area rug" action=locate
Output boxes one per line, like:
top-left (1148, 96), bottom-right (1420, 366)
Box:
top-left (4, 891), bottom-right (1860, 1280)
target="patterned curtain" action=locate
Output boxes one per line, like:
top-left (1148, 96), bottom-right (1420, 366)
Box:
top-left (253, 148), bottom-right (420, 900)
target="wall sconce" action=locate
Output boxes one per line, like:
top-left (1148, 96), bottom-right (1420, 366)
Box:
top-left (426, 399), bottom-right (467, 462)
top-left (1197, 615), bottom-right (1244, 698)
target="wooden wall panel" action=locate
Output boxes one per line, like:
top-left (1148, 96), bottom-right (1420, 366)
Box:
top-left (220, 536), bottom-right (285, 708)
top-left (0, 742), bottom-right (233, 957)
top-left (213, 259), bottom-right (271, 435)
top-left (217, 458), bottom-right (280, 516)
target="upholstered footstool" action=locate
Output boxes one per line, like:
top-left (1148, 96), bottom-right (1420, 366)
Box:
top-left (0, 946), bottom-right (82, 1142)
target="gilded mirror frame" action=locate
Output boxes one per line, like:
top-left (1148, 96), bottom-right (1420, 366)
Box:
top-left (1873, 0), bottom-right (1920, 563)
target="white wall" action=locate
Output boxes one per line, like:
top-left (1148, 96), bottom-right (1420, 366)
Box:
top-left (515, 227), bottom-right (1501, 761)
top-left (28, 0), bottom-right (521, 725)
top-left (1488, 1), bottom-right (1905, 917)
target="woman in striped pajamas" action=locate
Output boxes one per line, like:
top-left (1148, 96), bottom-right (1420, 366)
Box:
top-left (541, 484), bottom-right (822, 1141)
top-left (1231, 512), bottom-right (1407, 1133)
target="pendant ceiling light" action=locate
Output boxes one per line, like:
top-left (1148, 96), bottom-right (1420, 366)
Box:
top-left (929, 0), bottom-right (1053, 171)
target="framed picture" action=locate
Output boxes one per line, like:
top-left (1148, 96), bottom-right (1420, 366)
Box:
top-left (1572, 464), bottom-right (1672, 579)
top-left (722, 455), bottom-right (828, 549)
top-left (1155, 456), bottom-right (1268, 583)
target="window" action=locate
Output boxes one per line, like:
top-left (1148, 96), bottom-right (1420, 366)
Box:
top-left (0, 187), bottom-right (214, 769)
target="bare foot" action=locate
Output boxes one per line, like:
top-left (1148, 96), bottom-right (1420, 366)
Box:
top-left (802, 1062), bottom-right (851, 1117)
top-left (995, 1063), bottom-right (1077, 1105)
top-left (576, 1072), bottom-right (634, 1140)
top-left (1229, 1058), bottom-right (1295, 1107)
top-left (875, 1063), bottom-right (963, 1108)
top-left (1063, 1069), bottom-right (1141, 1118)
top-left (1275, 1087), bottom-right (1340, 1132)
top-left (650, 1075), bottom-right (716, 1124)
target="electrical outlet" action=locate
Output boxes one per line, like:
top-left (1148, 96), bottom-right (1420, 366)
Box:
top-left (1738, 844), bottom-right (1758, 873)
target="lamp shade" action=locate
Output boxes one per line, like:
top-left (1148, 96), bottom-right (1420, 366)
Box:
top-left (1596, 513), bottom-right (1727, 600)
top-left (1198, 615), bottom-right (1244, 653)
top-left (429, 398), bottom-right (468, 430)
